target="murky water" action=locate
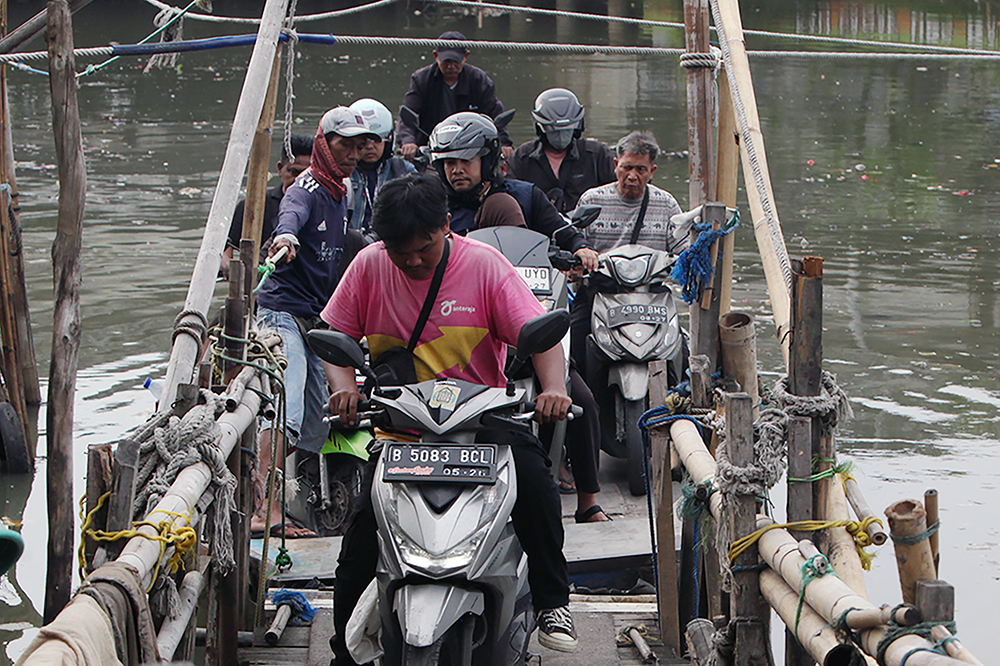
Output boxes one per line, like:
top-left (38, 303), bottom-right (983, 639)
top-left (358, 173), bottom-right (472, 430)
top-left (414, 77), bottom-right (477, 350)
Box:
top-left (1, 0), bottom-right (998, 661)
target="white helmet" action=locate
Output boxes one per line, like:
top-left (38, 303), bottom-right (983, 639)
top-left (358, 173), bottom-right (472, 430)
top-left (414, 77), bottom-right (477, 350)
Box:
top-left (349, 98), bottom-right (394, 142)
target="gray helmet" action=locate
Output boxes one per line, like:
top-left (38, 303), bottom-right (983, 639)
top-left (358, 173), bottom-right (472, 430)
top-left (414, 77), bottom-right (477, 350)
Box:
top-left (429, 112), bottom-right (501, 182)
top-left (532, 88), bottom-right (585, 151)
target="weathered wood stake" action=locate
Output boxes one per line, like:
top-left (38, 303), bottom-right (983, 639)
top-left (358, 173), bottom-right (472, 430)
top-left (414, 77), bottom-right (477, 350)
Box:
top-left (44, 0), bottom-right (86, 623)
top-left (914, 580), bottom-right (953, 624)
top-left (104, 439), bottom-right (140, 561)
top-left (924, 489), bottom-right (939, 575)
top-left (83, 443), bottom-right (112, 570)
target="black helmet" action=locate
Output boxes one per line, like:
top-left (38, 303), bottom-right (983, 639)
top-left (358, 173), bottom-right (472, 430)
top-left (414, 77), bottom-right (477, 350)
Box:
top-left (532, 88), bottom-right (585, 151)
top-left (429, 112), bottom-right (501, 184)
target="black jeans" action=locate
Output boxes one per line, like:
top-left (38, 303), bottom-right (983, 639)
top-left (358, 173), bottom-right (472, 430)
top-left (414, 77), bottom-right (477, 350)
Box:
top-left (540, 369), bottom-right (601, 494)
top-left (331, 431), bottom-right (569, 666)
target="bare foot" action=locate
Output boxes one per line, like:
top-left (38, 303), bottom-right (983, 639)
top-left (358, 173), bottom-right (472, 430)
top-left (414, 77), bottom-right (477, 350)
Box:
top-left (250, 510), bottom-right (316, 538)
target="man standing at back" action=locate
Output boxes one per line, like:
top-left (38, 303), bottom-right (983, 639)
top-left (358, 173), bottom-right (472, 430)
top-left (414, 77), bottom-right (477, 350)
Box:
top-left (396, 31), bottom-right (514, 162)
top-left (508, 88), bottom-right (615, 214)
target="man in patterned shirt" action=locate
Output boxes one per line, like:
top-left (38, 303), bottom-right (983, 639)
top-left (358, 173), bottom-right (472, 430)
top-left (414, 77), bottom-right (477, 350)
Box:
top-left (570, 130), bottom-right (688, 376)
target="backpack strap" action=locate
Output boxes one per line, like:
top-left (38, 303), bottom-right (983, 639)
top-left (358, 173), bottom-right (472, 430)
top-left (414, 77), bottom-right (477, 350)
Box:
top-left (628, 186), bottom-right (651, 245)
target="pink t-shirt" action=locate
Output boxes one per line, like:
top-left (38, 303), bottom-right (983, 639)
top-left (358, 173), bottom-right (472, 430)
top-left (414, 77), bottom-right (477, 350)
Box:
top-left (320, 234), bottom-right (545, 388)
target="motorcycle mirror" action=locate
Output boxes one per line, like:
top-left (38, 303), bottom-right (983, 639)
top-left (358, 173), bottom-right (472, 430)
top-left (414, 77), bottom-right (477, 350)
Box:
top-left (514, 310), bottom-right (569, 361)
top-left (493, 108), bottom-right (516, 131)
top-left (570, 205), bottom-right (601, 229)
top-left (399, 105), bottom-right (428, 138)
top-left (307, 330), bottom-right (366, 370)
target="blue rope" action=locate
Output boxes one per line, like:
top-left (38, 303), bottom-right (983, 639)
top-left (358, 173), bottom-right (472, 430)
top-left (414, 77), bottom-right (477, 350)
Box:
top-left (271, 589), bottom-right (316, 625)
top-left (670, 210), bottom-right (740, 305)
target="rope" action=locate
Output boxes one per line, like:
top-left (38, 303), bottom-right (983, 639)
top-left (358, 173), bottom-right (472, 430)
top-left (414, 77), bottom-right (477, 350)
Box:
top-left (137, 0), bottom-right (403, 24)
top-left (889, 520), bottom-right (940, 546)
top-left (795, 553), bottom-right (831, 634)
top-left (671, 208), bottom-right (740, 305)
top-left (281, 20), bottom-right (299, 166)
top-left (680, 49), bottom-right (719, 70)
top-left (772, 371), bottom-right (853, 437)
top-left (729, 519), bottom-right (878, 564)
top-left (788, 458), bottom-right (852, 484)
top-left (172, 308), bottom-right (209, 346)
top-left (875, 621), bottom-right (956, 666)
top-left (84, 514), bottom-right (198, 593)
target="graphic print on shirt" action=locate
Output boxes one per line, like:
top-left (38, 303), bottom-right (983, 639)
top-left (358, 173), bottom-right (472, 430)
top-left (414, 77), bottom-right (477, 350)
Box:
top-left (367, 327), bottom-right (490, 381)
top-left (440, 300), bottom-right (477, 317)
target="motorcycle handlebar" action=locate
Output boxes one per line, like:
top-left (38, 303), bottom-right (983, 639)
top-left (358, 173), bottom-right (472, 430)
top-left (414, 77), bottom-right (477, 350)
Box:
top-left (521, 401), bottom-right (583, 420)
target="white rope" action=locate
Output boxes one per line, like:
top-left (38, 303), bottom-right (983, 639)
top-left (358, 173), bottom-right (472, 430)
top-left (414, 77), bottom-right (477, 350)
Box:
top-left (138, 0), bottom-right (401, 24)
top-left (282, 2), bottom-right (300, 161)
top-left (0, 46), bottom-right (112, 63)
top-left (324, 35), bottom-right (683, 56)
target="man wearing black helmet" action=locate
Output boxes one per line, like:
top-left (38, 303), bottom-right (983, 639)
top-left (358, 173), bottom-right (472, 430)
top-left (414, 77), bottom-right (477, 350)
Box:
top-left (428, 111), bottom-right (599, 272)
top-left (396, 31), bottom-right (514, 162)
top-left (508, 88), bottom-right (616, 214)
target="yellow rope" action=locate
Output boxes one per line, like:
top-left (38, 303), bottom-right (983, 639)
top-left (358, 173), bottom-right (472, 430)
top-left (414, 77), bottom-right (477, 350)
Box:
top-left (78, 491), bottom-right (112, 580)
top-left (729, 517), bottom-right (881, 570)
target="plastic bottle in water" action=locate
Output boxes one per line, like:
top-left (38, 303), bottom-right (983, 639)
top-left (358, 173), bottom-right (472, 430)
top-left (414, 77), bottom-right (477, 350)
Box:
top-left (144, 377), bottom-right (164, 400)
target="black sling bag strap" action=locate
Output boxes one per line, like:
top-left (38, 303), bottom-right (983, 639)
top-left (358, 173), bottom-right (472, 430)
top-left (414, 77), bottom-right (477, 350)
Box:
top-left (407, 237), bottom-right (451, 351)
top-left (628, 185), bottom-right (651, 245)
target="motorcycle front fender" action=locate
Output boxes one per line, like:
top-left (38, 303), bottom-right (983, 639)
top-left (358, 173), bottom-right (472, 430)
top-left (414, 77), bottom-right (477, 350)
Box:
top-left (608, 363), bottom-right (649, 402)
top-left (320, 428), bottom-right (372, 460)
top-left (394, 584), bottom-right (485, 648)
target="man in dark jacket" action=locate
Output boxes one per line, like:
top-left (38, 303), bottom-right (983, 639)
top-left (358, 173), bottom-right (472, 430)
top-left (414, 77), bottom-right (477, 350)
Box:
top-left (396, 31), bottom-right (513, 162)
top-left (508, 88), bottom-right (615, 214)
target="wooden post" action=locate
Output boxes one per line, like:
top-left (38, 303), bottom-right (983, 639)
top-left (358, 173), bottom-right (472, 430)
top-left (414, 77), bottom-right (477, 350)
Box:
top-left (0, 0), bottom-right (93, 54)
top-left (684, 0), bottom-right (716, 207)
top-left (44, 0), bottom-right (86, 624)
top-left (1, 55), bottom-right (40, 409)
top-left (785, 416), bottom-right (812, 541)
top-left (789, 258), bottom-right (827, 522)
top-left (223, 261), bottom-right (246, 380)
top-left (716, 68), bottom-right (739, 317)
top-left (690, 354), bottom-right (712, 409)
top-left (924, 489), bottom-right (939, 575)
top-left (690, 203), bottom-right (727, 370)
top-left (83, 443), bottom-right (113, 570)
top-left (885, 499), bottom-right (937, 605)
top-left (158, 0), bottom-right (291, 411)
top-left (104, 439), bottom-right (140, 561)
top-left (649, 360), bottom-right (681, 657)
top-left (915, 580), bottom-right (953, 624)
top-left (241, 47), bottom-right (283, 285)
top-left (726, 392), bottom-right (771, 666)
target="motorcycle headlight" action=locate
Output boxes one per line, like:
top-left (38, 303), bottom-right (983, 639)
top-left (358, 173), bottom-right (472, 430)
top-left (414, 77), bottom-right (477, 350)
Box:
top-left (611, 255), bottom-right (651, 284)
top-left (380, 468), bottom-right (510, 577)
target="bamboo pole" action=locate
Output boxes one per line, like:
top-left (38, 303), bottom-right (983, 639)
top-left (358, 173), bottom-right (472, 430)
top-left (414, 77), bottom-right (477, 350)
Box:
top-left (930, 626), bottom-right (983, 666)
top-left (923, 489), bottom-right (939, 575)
top-left (116, 377), bottom-right (261, 587)
top-left (241, 44), bottom-right (283, 288)
top-left (670, 418), bottom-right (722, 520)
top-left (44, 0), bottom-right (86, 624)
top-left (843, 476), bottom-right (888, 546)
top-left (710, 0), bottom-right (793, 368)
top-left (757, 517), bottom-right (965, 666)
top-left (716, 68), bottom-right (738, 317)
top-left (823, 471), bottom-right (868, 598)
top-left (884, 499), bottom-right (937, 605)
top-left (718, 311), bottom-right (758, 419)
top-left (158, 0), bottom-right (291, 411)
top-left (0, 0), bottom-right (92, 54)
top-left (760, 569), bottom-right (865, 666)
top-left (843, 605), bottom-right (920, 630)
top-left (157, 568), bottom-right (206, 661)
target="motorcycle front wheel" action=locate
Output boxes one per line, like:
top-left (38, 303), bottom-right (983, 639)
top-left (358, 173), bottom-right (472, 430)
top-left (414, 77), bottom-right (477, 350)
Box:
top-left (401, 618), bottom-right (474, 666)
top-left (624, 399), bottom-right (648, 497)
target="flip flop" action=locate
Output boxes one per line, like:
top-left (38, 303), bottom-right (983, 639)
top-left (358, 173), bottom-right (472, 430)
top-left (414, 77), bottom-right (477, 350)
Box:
top-left (558, 477), bottom-right (576, 494)
top-left (574, 505), bottom-right (611, 523)
top-left (251, 519), bottom-right (316, 539)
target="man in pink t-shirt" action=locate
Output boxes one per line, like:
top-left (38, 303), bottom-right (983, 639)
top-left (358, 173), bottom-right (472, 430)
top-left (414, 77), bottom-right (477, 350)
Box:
top-left (322, 174), bottom-right (579, 663)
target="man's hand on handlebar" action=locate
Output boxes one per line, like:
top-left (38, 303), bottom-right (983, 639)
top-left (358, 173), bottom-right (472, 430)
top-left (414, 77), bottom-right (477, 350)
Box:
top-left (269, 236), bottom-right (297, 263)
top-left (329, 388), bottom-right (363, 427)
top-left (533, 389), bottom-right (572, 424)
top-left (400, 143), bottom-right (419, 160)
top-left (574, 247), bottom-right (599, 272)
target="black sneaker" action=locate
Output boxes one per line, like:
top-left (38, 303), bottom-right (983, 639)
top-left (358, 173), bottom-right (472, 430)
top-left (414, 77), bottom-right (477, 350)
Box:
top-left (535, 606), bottom-right (578, 652)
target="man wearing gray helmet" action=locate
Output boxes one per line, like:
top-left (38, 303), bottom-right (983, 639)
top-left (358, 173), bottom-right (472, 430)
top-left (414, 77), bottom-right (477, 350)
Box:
top-left (507, 88), bottom-right (615, 214)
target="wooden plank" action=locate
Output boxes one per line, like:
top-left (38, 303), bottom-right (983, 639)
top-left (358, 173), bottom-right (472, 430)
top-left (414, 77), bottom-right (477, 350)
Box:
top-left (307, 609), bottom-right (335, 666)
top-left (104, 439), bottom-right (140, 560)
top-left (240, 646), bottom-right (309, 665)
top-left (83, 443), bottom-right (113, 570)
top-left (44, 0), bottom-right (86, 623)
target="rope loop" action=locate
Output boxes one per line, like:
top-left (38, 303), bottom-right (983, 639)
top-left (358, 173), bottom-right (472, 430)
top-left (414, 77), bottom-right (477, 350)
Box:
top-left (890, 519), bottom-right (940, 546)
top-left (875, 620), bottom-right (956, 666)
top-left (795, 553), bottom-right (831, 633)
top-left (772, 371), bottom-right (853, 436)
top-left (172, 308), bottom-right (209, 345)
top-left (680, 49), bottom-right (718, 70)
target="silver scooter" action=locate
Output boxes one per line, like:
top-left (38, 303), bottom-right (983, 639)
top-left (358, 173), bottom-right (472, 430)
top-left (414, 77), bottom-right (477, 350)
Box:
top-left (585, 244), bottom-right (687, 496)
top-left (308, 312), bottom-right (579, 666)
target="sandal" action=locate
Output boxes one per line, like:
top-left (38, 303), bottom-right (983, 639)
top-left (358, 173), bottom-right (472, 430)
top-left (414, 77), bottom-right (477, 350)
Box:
top-left (574, 505), bottom-right (611, 523)
top-left (558, 477), bottom-right (577, 494)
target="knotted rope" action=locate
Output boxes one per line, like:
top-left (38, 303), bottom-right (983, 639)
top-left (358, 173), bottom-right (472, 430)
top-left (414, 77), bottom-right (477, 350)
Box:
top-left (772, 371), bottom-right (853, 437)
top-left (671, 208), bottom-right (740, 305)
